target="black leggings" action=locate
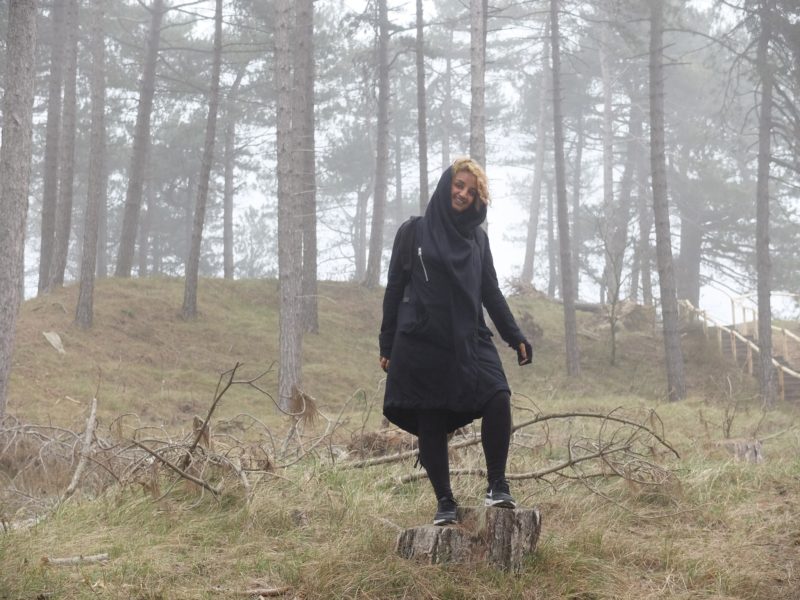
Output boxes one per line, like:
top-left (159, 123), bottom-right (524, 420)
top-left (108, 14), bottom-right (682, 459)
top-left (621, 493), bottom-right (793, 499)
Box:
top-left (417, 391), bottom-right (511, 500)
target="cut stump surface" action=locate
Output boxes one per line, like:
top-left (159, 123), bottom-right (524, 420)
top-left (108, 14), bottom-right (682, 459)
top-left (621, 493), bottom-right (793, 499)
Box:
top-left (396, 506), bottom-right (541, 572)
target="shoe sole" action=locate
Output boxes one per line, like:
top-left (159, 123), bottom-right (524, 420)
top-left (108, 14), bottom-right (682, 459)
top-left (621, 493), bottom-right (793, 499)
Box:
top-left (485, 498), bottom-right (516, 509)
top-left (433, 517), bottom-right (457, 526)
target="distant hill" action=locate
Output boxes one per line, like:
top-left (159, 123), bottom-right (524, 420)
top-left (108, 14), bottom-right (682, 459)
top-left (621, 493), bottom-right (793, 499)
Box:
top-left (8, 277), bottom-right (747, 429)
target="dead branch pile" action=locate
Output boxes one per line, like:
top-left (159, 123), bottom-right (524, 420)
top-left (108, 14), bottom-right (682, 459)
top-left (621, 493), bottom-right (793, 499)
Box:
top-left (347, 428), bottom-right (416, 458)
top-left (1, 362), bottom-right (683, 526)
top-left (343, 401), bottom-right (682, 513)
top-left (0, 364), bottom-right (352, 524)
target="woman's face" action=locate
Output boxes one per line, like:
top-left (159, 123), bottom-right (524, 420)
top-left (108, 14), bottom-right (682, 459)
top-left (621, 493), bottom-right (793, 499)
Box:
top-left (450, 170), bottom-right (478, 213)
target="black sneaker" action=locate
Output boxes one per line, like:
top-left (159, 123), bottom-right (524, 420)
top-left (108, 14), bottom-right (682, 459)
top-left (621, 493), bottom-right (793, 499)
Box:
top-left (485, 478), bottom-right (516, 508)
top-left (433, 496), bottom-right (458, 526)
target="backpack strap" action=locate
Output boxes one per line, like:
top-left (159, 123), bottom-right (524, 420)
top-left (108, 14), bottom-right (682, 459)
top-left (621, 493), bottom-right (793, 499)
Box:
top-left (398, 216), bottom-right (422, 276)
top-left (396, 216), bottom-right (421, 303)
top-left (475, 225), bottom-right (488, 261)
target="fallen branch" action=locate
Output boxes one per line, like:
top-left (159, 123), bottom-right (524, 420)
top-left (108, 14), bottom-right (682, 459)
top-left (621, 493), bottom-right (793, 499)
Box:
top-left (512, 410), bottom-right (679, 459)
top-left (399, 445), bottom-right (628, 483)
top-left (345, 409), bottom-right (678, 469)
top-left (42, 552), bottom-right (109, 566)
top-left (62, 397), bottom-right (98, 502)
top-left (129, 439), bottom-right (220, 497)
top-left (208, 585), bottom-right (290, 597)
top-left (180, 364), bottom-right (240, 470)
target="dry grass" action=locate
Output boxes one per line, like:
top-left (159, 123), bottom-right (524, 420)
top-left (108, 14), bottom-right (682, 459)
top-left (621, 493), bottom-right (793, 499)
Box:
top-left (1, 278), bottom-right (800, 598)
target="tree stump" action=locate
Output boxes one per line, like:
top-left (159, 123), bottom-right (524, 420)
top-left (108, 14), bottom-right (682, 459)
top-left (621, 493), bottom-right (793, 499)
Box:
top-left (714, 438), bottom-right (765, 463)
top-left (395, 506), bottom-right (541, 572)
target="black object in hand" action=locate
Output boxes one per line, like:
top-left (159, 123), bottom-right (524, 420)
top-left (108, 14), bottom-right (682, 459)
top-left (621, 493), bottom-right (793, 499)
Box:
top-left (517, 340), bottom-right (533, 366)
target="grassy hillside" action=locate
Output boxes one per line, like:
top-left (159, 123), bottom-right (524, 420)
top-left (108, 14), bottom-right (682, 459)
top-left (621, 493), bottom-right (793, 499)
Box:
top-left (1, 278), bottom-right (799, 599)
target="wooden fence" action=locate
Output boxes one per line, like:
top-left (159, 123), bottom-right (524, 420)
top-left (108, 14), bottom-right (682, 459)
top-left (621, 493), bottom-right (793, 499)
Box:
top-left (680, 299), bottom-right (800, 403)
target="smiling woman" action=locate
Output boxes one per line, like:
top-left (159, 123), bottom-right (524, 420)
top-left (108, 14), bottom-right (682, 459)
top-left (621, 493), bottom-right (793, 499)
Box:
top-left (378, 157), bottom-right (533, 526)
top-left (450, 156), bottom-right (489, 213)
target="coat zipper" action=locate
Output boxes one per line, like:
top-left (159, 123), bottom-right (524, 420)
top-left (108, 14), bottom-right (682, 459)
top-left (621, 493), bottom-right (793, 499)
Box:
top-left (417, 247), bottom-right (429, 282)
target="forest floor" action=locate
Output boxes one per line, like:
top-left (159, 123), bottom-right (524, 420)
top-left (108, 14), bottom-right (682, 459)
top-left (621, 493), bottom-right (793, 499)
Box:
top-left (1, 278), bottom-right (799, 599)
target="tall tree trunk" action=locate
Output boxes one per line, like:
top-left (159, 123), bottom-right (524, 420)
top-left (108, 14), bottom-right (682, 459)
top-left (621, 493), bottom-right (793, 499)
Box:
top-left (469, 0), bottom-right (488, 167)
top-left (294, 0), bottom-right (318, 333)
top-left (222, 68), bottom-right (246, 281)
top-left (96, 173), bottom-right (108, 278)
top-left (649, 0), bottom-right (686, 401)
top-left (550, 0), bottom-right (580, 376)
top-left (394, 116), bottom-right (404, 226)
top-left (275, 0), bottom-right (303, 411)
top-left (441, 27), bottom-right (453, 173)
top-left (49, 0), bottom-right (78, 289)
top-left (631, 98), bottom-right (653, 305)
top-left (115, 0), bottom-right (164, 278)
top-left (546, 178), bottom-right (557, 298)
top-left (364, 0), bottom-right (389, 289)
top-left (0, 0), bottom-right (37, 417)
top-left (37, 0), bottom-right (65, 295)
top-left (354, 185), bottom-right (369, 280)
top-left (183, 182), bottom-right (192, 264)
top-left (600, 24), bottom-right (615, 303)
top-left (222, 67), bottom-right (248, 281)
top-left (137, 186), bottom-right (152, 277)
top-left (182, 0), bottom-right (222, 320)
top-left (415, 0), bottom-right (429, 213)
top-left (571, 113), bottom-right (584, 297)
top-left (75, 0), bottom-right (106, 330)
top-left (755, 0), bottom-right (777, 407)
top-left (222, 119), bottom-right (236, 280)
top-left (675, 162), bottom-right (702, 306)
top-left (607, 101), bottom-right (640, 304)
top-left (521, 26), bottom-right (549, 285)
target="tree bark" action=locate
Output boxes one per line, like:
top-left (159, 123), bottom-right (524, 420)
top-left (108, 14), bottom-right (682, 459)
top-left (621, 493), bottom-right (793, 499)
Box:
top-left (649, 0), bottom-right (686, 401)
top-left (675, 164), bottom-right (702, 307)
top-left (415, 0), bottom-right (429, 213)
top-left (363, 0), bottom-right (389, 289)
top-left (469, 0), bottom-right (488, 167)
top-left (571, 112), bottom-right (584, 297)
top-left (0, 0), bottom-right (38, 417)
top-left (222, 68), bottom-right (246, 281)
top-left (222, 117), bottom-right (236, 280)
top-left (755, 0), bottom-right (777, 407)
top-left (96, 173), bottom-right (108, 279)
top-left (294, 0), bottom-right (318, 334)
top-left (551, 0), bottom-right (580, 376)
top-left (49, 0), bottom-right (79, 289)
top-left (75, 0), bottom-right (107, 329)
top-left (275, 0), bottom-right (303, 411)
top-left (600, 24), bottom-right (615, 302)
top-left (440, 26), bottom-right (453, 173)
top-left (37, 0), bottom-right (66, 295)
top-left (607, 99), bottom-right (640, 305)
top-left (633, 99), bottom-right (653, 306)
top-left (521, 26), bottom-right (549, 286)
top-left (115, 0), bottom-right (164, 278)
top-left (182, 0), bottom-right (223, 320)
top-left (547, 177), bottom-right (557, 298)
top-left (394, 114), bottom-right (404, 226)
top-left (354, 185), bottom-right (369, 281)
top-left (137, 186), bottom-right (152, 277)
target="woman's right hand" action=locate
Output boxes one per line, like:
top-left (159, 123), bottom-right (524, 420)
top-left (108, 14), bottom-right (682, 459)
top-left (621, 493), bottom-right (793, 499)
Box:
top-left (379, 356), bottom-right (390, 373)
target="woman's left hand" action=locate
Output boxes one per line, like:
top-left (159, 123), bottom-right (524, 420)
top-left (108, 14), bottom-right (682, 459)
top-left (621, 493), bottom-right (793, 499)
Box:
top-left (517, 341), bottom-right (533, 366)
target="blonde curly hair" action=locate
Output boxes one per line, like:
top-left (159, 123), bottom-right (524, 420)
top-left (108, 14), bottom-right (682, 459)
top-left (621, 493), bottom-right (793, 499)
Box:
top-left (452, 157), bottom-right (490, 206)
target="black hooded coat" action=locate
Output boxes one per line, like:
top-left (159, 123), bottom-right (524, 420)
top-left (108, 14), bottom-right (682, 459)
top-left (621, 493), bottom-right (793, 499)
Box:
top-left (379, 166), bottom-right (527, 435)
